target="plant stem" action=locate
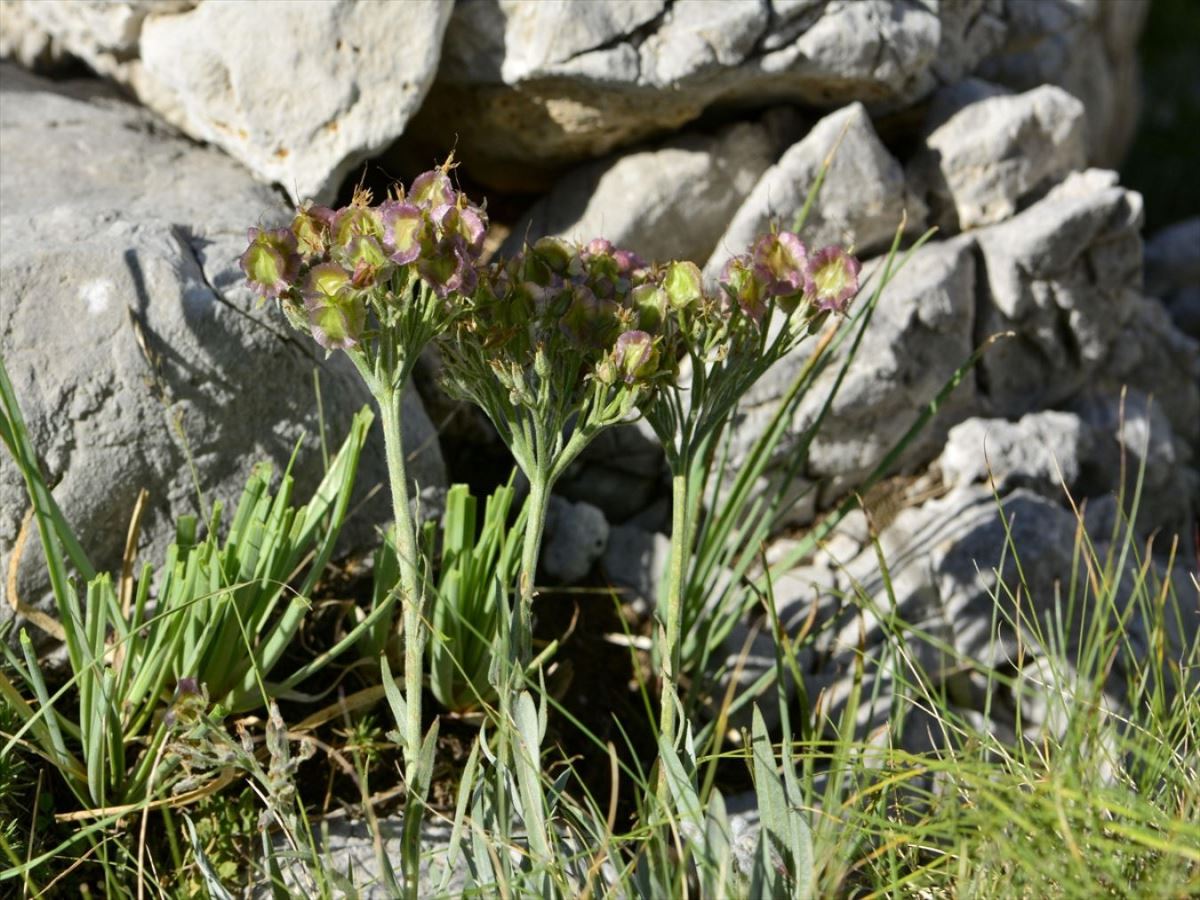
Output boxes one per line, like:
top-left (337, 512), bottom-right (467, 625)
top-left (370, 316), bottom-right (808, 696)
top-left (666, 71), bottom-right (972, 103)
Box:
top-left (517, 474), bottom-right (551, 668)
top-left (658, 471), bottom-right (689, 777)
top-left (377, 383), bottom-right (424, 898)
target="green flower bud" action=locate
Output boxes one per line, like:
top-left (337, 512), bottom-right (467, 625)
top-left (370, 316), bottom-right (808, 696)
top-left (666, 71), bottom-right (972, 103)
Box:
top-left (663, 260), bottom-right (703, 310)
top-left (610, 330), bottom-right (658, 385)
top-left (631, 282), bottom-right (667, 332)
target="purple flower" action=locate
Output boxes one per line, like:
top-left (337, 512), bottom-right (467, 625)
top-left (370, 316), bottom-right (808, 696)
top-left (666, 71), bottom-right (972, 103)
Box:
top-left (409, 168), bottom-right (455, 210)
top-left (240, 227), bottom-right (300, 299)
top-left (613, 249), bottom-right (647, 277)
top-left (433, 203), bottom-right (487, 257)
top-left (417, 236), bottom-right (476, 298)
top-left (805, 246), bottom-right (861, 313)
top-left (752, 231), bottom-right (808, 300)
top-left (380, 202), bottom-right (425, 265)
top-left (330, 204), bottom-right (382, 249)
top-left (584, 238), bottom-right (614, 259)
top-left (303, 263), bottom-right (365, 350)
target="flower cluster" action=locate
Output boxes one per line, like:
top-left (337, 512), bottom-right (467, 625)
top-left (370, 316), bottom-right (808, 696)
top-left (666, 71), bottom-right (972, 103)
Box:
top-left (457, 236), bottom-right (670, 403)
top-left (443, 229), bottom-right (861, 437)
top-left (718, 231), bottom-right (861, 326)
top-left (239, 164), bottom-right (488, 351)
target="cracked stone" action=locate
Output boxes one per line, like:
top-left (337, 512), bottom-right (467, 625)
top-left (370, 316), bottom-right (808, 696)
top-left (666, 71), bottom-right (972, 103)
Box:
top-left (0, 65), bottom-right (445, 649)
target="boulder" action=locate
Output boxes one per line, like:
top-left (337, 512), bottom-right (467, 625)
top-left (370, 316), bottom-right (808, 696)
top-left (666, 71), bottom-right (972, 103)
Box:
top-left (0, 0), bottom-right (453, 202)
top-left (974, 170), bottom-right (1147, 416)
top-left (908, 81), bottom-right (1087, 232)
top-left (704, 103), bottom-right (927, 278)
top-left (502, 120), bottom-right (775, 265)
top-left (0, 66), bottom-right (444, 645)
top-left (975, 0), bottom-right (1149, 167)
top-left (937, 410), bottom-right (1091, 499)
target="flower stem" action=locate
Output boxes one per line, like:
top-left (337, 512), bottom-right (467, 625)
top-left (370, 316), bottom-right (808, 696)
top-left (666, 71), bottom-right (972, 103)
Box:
top-left (517, 474), bottom-right (551, 668)
top-left (658, 471), bottom-right (689, 784)
top-left (377, 382), bottom-right (424, 898)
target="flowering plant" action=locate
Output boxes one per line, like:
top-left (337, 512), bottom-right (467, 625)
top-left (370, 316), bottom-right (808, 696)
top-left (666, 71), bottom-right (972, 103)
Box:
top-left (238, 154), bottom-right (863, 882)
top-left (636, 231), bottom-right (860, 762)
top-left (240, 160), bottom-right (488, 896)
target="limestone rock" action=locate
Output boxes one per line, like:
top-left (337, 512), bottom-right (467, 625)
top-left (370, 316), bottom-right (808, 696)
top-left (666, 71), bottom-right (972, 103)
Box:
top-left (938, 411), bottom-right (1091, 499)
top-left (728, 235), bottom-right (977, 519)
top-left (1069, 390), bottom-right (1198, 539)
top-left (706, 103), bottom-right (927, 279)
top-left (908, 81), bottom-right (1087, 232)
top-left (0, 66), bottom-right (444, 644)
top-left (412, 0), bottom-right (1007, 188)
top-left (975, 0), bottom-right (1149, 167)
top-left (542, 497), bottom-right (609, 584)
top-left (502, 121), bottom-right (775, 265)
top-left (973, 169), bottom-right (1143, 415)
top-left (2, 0), bottom-right (453, 202)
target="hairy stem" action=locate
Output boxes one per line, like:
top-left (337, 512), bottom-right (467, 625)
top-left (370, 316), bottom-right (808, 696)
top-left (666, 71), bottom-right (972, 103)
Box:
top-left (517, 474), bottom-right (551, 668)
top-left (378, 383), bottom-right (424, 898)
top-left (658, 471), bottom-right (689, 788)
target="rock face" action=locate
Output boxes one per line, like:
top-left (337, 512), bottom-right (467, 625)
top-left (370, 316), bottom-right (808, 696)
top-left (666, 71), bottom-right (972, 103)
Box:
top-left (0, 66), bottom-right (445, 643)
top-left (0, 0), bottom-right (453, 202)
top-left (397, 0), bottom-right (1142, 189)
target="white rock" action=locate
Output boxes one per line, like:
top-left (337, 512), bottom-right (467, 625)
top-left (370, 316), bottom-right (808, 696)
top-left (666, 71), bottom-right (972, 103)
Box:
top-left (504, 121), bottom-right (774, 264)
top-left (705, 103), bottom-right (927, 279)
top-left (938, 411), bottom-right (1092, 498)
top-left (909, 81), bottom-right (1087, 231)
top-left (3, 0), bottom-right (453, 202)
top-left (136, 0), bottom-right (453, 202)
top-left (974, 169), bottom-right (1144, 412)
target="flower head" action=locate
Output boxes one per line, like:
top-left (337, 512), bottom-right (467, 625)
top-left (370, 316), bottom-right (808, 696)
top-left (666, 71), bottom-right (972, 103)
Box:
top-left (379, 201), bottom-right (424, 265)
top-left (303, 263), bottom-right (365, 350)
top-left (240, 227), bottom-right (299, 299)
top-left (662, 260), bottom-right (703, 311)
top-left (292, 202), bottom-right (335, 259)
top-left (409, 168), bottom-right (456, 209)
top-left (805, 246), bottom-right (861, 313)
top-left (752, 231), bottom-right (808, 303)
top-left (597, 329), bottom-right (658, 386)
